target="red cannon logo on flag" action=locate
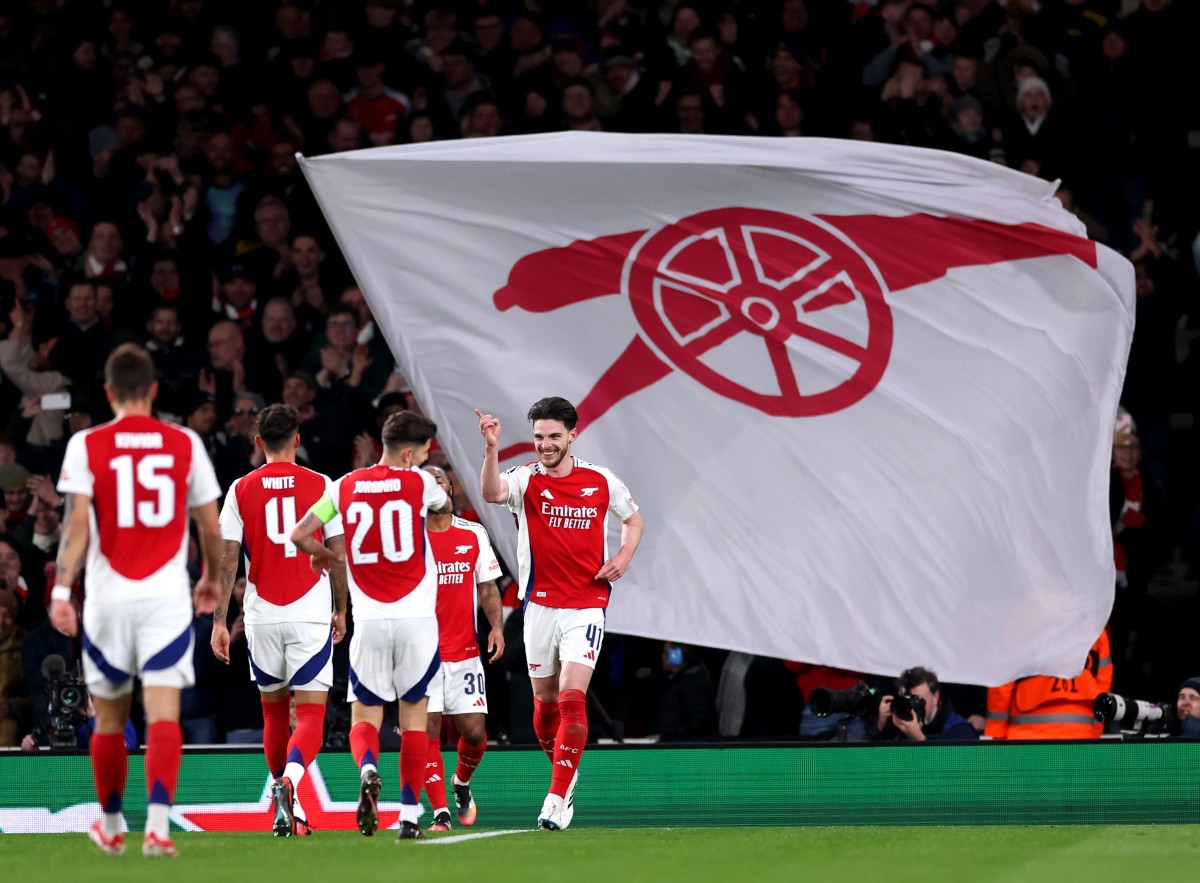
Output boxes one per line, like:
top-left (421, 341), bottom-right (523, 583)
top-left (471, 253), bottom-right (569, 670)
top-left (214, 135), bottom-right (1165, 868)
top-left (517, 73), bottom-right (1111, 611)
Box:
top-left (493, 207), bottom-right (1095, 460)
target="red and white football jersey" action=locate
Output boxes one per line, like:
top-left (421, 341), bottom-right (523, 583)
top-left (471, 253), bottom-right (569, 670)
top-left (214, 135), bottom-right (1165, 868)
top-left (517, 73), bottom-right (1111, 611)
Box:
top-left (428, 516), bottom-right (503, 663)
top-left (57, 415), bottom-right (221, 603)
top-left (327, 464), bottom-right (448, 621)
top-left (219, 462), bottom-right (344, 626)
top-left (502, 457), bottom-right (638, 609)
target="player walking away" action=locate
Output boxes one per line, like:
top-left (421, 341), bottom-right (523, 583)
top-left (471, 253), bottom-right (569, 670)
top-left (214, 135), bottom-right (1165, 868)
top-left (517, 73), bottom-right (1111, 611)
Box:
top-left (289, 411), bottom-right (452, 841)
top-left (211, 403), bottom-right (349, 837)
top-left (52, 344), bottom-right (223, 857)
top-left (421, 465), bottom-right (505, 831)
top-left (476, 397), bottom-right (643, 831)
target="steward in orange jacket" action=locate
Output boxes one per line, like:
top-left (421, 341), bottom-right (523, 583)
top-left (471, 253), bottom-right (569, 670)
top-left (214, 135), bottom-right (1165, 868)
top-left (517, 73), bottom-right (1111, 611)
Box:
top-left (984, 631), bottom-right (1112, 739)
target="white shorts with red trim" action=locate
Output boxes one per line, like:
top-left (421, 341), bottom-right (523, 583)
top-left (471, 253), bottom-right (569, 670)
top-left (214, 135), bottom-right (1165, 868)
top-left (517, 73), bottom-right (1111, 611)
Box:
top-left (426, 657), bottom-right (488, 715)
top-left (523, 603), bottom-right (605, 679)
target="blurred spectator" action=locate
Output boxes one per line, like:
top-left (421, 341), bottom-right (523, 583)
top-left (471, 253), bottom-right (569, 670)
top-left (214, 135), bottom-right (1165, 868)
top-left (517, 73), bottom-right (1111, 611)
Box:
top-left (654, 642), bottom-right (718, 740)
top-left (213, 392), bottom-right (267, 490)
top-left (0, 589), bottom-right (29, 747)
top-left (346, 47), bottom-right (410, 147)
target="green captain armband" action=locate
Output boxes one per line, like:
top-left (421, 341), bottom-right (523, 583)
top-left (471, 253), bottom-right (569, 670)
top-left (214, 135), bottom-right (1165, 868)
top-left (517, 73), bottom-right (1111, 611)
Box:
top-left (310, 496), bottom-right (338, 525)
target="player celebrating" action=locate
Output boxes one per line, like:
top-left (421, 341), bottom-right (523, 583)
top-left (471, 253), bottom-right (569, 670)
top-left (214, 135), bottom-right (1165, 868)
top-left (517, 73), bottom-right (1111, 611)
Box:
top-left (476, 397), bottom-right (643, 831)
top-left (289, 411), bottom-right (451, 841)
top-left (212, 403), bottom-right (348, 837)
top-left (52, 344), bottom-right (223, 857)
top-left (421, 465), bottom-right (504, 831)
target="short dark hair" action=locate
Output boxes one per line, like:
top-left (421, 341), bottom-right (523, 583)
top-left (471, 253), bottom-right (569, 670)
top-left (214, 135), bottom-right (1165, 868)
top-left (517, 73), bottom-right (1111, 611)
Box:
top-left (105, 343), bottom-right (156, 402)
top-left (381, 410), bottom-right (438, 450)
top-left (256, 403), bottom-right (301, 451)
top-left (150, 300), bottom-right (181, 319)
top-left (897, 666), bottom-right (940, 694)
top-left (325, 303), bottom-right (358, 324)
top-left (527, 396), bottom-right (578, 431)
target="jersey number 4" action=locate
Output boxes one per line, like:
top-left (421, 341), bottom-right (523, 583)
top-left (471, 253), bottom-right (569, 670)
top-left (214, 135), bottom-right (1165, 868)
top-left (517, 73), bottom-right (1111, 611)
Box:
top-left (110, 454), bottom-right (175, 528)
top-left (346, 500), bottom-right (415, 565)
top-left (264, 497), bottom-right (299, 558)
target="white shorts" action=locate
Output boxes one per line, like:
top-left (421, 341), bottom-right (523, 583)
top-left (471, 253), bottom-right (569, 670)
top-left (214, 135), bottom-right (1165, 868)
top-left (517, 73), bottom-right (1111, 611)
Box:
top-left (246, 621), bottom-right (333, 691)
top-left (82, 596), bottom-right (194, 699)
top-left (523, 604), bottom-right (605, 679)
top-left (427, 657), bottom-right (488, 715)
top-left (348, 617), bottom-right (439, 706)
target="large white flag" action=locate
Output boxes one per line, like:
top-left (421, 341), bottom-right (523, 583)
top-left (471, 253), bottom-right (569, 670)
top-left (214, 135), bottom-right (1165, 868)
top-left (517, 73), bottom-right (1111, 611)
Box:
top-left (300, 133), bottom-right (1133, 685)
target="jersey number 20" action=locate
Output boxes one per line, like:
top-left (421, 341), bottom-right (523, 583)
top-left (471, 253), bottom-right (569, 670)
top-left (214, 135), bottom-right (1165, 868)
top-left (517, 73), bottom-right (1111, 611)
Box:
top-left (346, 500), bottom-right (415, 565)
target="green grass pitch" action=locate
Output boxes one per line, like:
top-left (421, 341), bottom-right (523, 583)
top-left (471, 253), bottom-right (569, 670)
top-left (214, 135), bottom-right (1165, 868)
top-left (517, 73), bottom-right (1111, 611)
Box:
top-left (5, 826), bottom-right (1198, 883)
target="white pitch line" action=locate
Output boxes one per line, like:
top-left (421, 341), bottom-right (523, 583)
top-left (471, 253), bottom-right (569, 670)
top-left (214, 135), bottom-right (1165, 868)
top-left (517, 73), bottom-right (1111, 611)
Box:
top-left (418, 828), bottom-right (535, 845)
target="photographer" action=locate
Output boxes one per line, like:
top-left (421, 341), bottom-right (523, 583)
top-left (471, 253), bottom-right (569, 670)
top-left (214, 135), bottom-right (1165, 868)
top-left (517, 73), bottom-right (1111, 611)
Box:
top-left (875, 667), bottom-right (978, 742)
top-left (1175, 677), bottom-right (1200, 738)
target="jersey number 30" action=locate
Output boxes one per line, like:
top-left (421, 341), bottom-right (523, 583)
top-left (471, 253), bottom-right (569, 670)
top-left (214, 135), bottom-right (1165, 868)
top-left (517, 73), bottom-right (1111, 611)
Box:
top-left (346, 500), bottom-right (415, 565)
top-left (110, 454), bottom-right (175, 528)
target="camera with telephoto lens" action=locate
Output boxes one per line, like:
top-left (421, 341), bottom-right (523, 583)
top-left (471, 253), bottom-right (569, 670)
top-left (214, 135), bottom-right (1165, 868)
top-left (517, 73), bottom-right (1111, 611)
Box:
top-left (42, 654), bottom-right (89, 749)
top-left (811, 681), bottom-right (879, 718)
top-left (1093, 692), bottom-right (1173, 735)
top-left (890, 692), bottom-right (927, 723)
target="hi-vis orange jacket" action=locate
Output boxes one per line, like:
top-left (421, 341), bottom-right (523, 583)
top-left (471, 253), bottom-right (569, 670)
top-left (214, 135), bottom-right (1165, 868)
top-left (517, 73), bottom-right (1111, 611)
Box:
top-left (984, 631), bottom-right (1112, 739)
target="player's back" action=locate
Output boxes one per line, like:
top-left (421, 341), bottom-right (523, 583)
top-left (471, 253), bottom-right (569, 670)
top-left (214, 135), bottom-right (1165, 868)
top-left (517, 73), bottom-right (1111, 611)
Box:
top-left (337, 463), bottom-right (443, 620)
top-left (63, 414), bottom-right (208, 603)
top-left (231, 461), bottom-right (335, 624)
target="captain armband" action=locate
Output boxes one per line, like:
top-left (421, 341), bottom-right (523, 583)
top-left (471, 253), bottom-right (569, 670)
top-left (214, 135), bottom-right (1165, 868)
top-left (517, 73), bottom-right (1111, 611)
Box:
top-left (308, 496), bottom-right (338, 525)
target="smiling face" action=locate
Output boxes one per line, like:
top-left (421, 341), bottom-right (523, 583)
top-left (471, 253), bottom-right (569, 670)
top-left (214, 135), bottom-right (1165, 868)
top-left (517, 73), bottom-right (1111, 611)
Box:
top-left (532, 418), bottom-right (575, 473)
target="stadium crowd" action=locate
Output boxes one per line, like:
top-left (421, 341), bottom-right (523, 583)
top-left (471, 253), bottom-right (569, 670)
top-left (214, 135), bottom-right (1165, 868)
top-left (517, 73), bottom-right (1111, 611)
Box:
top-left (1, 0), bottom-right (1198, 749)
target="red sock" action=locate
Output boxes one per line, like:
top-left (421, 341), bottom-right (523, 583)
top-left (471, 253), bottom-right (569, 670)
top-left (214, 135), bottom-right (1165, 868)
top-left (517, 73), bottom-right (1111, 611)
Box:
top-left (350, 721), bottom-right (380, 772)
top-left (425, 738), bottom-right (447, 810)
top-left (455, 735), bottom-right (486, 783)
top-left (399, 730), bottom-right (428, 808)
top-left (90, 732), bottom-right (127, 814)
top-left (550, 690), bottom-right (587, 797)
top-left (533, 698), bottom-right (559, 762)
top-left (286, 703), bottom-right (325, 777)
top-left (261, 695), bottom-right (290, 779)
top-left (145, 721), bottom-right (183, 806)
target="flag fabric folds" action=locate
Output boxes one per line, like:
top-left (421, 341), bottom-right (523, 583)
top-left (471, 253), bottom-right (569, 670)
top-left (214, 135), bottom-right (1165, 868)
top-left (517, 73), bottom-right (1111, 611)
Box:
top-left (300, 133), bottom-right (1133, 685)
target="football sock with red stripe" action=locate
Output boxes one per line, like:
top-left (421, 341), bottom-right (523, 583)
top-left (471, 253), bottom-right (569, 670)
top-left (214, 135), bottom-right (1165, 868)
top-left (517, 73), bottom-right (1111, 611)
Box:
top-left (533, 698), bottom-right (559, 762)
top-left (550, 689), bottom-right (587, 798)
top-left (145, 721), bottom-right (182, 835)
top-left (350, 722), bottom-right (380, 776)
top-left (261, 694), bottom-right (290, 779)
top-left (425, 737), bottom-right (448, 813)
top-left (283, 703), bottom-right (325, 785)
top-left (455, 735), bottom-right (486, 784)
top-left (399, 730), bottom-right (428, 825)
top-left (90, 732), bottom-right (127, 836)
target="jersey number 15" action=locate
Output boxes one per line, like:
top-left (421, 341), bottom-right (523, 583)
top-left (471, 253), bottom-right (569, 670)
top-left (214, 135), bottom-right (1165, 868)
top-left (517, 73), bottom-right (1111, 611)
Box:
top-left (110, 454), bottom-right (175, 528)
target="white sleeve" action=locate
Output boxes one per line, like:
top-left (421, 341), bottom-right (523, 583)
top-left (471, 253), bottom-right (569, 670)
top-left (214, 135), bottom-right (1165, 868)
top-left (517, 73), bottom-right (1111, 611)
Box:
top-left (471, 524), bottom-right (504, 583)
top-left (322, 474), bottom-right (345, 539)
top-left (218, 480), bottom-right (244, 541)
top-left (604, 468), bottom-right (639, 522)
top-left (56, 431), bottom-right (94, 498)
top-left (421, 469), bottom-right (449, 512)
top-left (502, 465), bottom-right (529, 514)
top-left (186, 429), bottom-right (222, 507)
